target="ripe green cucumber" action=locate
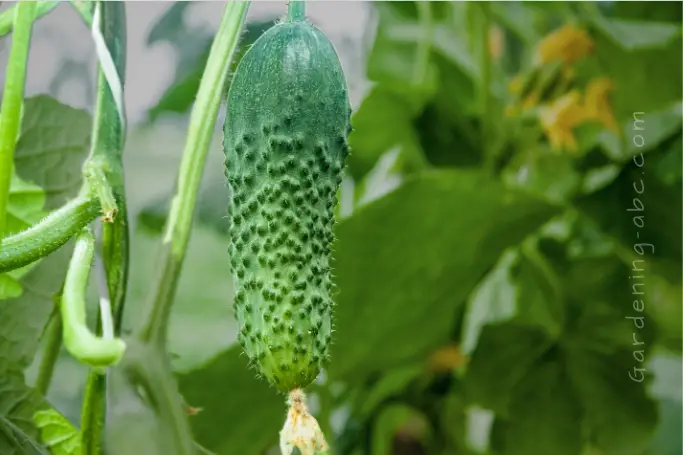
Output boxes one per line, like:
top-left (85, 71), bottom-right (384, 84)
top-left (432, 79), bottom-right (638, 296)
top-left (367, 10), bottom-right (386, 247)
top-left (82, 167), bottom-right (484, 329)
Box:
top-left (223, 15), bottom-right (351, 393)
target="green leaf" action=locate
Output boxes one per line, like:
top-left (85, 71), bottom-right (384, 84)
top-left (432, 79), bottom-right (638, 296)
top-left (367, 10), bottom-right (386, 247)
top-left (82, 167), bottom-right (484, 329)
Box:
top-left (566, 348), bottom-right (658, 453)
top-left (464, 324), bottom-right (553, 415)
top-left (590, 18), bottom-right (682, 51)
top-left (502, 151), bottom-right (583, 204)
top-left (0, 245), bottom-right (72, 375)
top-left (14, 95), bottom-right (92, 210)
top-left (328, 169), bottom-right (560, 381)
top-left (461, 241), bottom-right (563, 356)
top-left (593, 26), bottom-right (682, 118)
top-left (176, 347), bottom-right (283, 455)
top-left (348, 88), bottom-right (425, 181)
top-left (490, 359), bottom-right (582, 455)
top-left (0, 374), bottom-right (50, 455)
top-left (32, 409), bottom-right (81, 455)
top-left (1, 95), bottom-right (91, 375)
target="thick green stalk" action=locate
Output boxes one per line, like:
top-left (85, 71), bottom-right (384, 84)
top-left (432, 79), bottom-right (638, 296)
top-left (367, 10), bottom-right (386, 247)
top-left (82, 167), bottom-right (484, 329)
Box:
top-left (0, 196), bottom-right (102, 273)
top-left (136, 0), bottom-right (250, 345)
top-left (287, 1), bottom-right (306, 22)
top-left (0, 1), bottom-right (56, 37)
top-left (80, 3), bottom-right (128, 455)
top-left (0, 1), bottom-right (36, 238)
top-left (121, 3), bottom-right (250, 454)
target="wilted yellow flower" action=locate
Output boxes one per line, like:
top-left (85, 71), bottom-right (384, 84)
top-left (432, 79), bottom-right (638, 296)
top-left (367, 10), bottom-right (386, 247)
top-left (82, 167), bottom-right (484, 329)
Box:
top-left (533, 24), bottom-right (594, 66)
top-left (583, 77), bottom-right (619, 132)
top-left (538, 90), bottom-right (588, 152)
top-left (489, 25), bottom-right (504, 62)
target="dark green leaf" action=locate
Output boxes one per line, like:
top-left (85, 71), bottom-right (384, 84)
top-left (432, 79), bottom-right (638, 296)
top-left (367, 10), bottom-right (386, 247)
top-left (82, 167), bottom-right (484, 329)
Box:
top-left (463, 324), bottom-right (553, 415)
top-left (490, 359), bottom-right (582, 455)
top-left (566, 348), bottom-right (658, 453)
top-left (177, 347), bottom-right (282, 455)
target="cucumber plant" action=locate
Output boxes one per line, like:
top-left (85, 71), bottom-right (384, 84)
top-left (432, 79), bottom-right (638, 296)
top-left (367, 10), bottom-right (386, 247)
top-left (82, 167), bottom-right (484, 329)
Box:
top-left (0, 1), bottom-right (346, 454)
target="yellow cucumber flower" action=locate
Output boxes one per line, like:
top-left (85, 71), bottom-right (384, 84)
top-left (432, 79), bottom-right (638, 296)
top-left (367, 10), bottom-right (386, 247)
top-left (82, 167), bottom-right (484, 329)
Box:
top-left (534, 24), bottom-right (594, 66)
top-left (583, 77), bottom-right (619, 132)
top-left (538, 90), bottom-right (588, 152)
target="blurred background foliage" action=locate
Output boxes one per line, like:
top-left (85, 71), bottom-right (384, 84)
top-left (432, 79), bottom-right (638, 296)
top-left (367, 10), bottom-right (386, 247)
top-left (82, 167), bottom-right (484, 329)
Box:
top-left (1, 1), bottom-right (681, 455)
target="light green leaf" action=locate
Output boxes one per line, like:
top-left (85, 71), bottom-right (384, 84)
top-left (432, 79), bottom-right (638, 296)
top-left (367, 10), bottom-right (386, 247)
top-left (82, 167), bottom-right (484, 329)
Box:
top-left (32, 409), bottom-right (81, 455)
top-left (591, 18), bottom-right (682, 51)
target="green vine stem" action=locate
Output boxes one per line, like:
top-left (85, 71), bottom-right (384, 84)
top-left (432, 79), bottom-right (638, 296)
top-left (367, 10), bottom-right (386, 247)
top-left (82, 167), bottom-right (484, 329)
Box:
top-left (478, 2), bottom-right (494, 174)
top-left (79, 2), bottom-right (129, 454)
top-left (0, 0), bottom-right (37, 238)
top-left (35, 299), bottom-right (63, 396)
top-left (0, 195), bottom-right (102, 273)
top-left (0, 1), bottom-right (55, 37)
top-left (135, 0), bottom-right (250, 345)
top-left (287, 1), bottom-right (306, 22)
top-left (61, 227), bottom-right (126, 367)
top-left (115, 3), bottom-right (251, 454)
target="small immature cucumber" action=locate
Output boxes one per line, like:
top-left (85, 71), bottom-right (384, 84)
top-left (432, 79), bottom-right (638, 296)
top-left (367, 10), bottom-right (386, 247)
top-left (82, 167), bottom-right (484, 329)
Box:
top-left (224, 14), bottom-right (351, 392)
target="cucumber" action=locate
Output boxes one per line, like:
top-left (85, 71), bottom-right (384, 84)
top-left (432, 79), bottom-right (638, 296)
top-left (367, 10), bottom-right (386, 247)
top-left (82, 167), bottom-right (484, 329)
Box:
top-left (223, 14), bottom-right (351, 393)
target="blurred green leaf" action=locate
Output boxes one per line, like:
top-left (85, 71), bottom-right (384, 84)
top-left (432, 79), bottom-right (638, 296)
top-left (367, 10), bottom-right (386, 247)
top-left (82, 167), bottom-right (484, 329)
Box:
top-left (566, 348), bottom-right (658, 453)
top-left (594, 27), bottom-right (682, 118)
top-left (358, 364), bottom-right (423, 417)
top-left (177, 347), bottom-right (282, 455)
top-left (371, 404), bottom-right (428, 455)
top-left (590, 17), bottom-right (682, 51)
top-left (0, 374), bottom-right (51, 455)
top-left (464, 324), bottom-right (553, 415)
top-left (348, 88), bottom-right (425, 181)
top-left (490, 358), bottom-right (582, 455)
top-left (502, 151), bottom-right (583, 203)
top-left (32, 409), bottom-right (81, 455)
top-left (328, 169), bottom-right (560, 381)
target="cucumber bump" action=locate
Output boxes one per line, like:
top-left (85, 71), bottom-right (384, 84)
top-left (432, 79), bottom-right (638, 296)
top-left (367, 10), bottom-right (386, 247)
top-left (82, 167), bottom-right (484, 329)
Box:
top-left (223, 12), bottom-right (351, 394)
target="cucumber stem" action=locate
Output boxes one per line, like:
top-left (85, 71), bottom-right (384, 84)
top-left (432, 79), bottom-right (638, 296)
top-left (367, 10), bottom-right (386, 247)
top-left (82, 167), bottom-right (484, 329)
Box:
top-left (0, 195), bottom-right (102, 273)
top-left (287, 1), bottom-right (306, 22)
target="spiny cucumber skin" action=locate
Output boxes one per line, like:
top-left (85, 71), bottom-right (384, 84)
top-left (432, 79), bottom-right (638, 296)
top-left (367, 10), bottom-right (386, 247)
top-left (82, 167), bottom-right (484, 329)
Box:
top-left (224, 20), bottom-right (351, 393)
